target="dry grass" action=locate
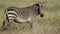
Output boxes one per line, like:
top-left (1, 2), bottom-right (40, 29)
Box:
top-left (0, 0), bottom-right (60, 34)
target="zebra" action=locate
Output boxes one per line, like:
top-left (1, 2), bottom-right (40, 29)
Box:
top-left (2, 2), bottom-right (44, 30)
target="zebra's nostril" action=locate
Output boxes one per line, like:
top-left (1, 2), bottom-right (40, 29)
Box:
top-left (40, 14), bottom-right (44, 17)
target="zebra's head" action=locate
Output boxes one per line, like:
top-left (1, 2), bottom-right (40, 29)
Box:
top-left (36, 1), bottom-right (44, 17)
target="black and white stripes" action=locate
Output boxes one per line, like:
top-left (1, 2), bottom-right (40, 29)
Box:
top-left (2, 3), bottom-right (44, 30)
top-left (7, 11), bottom-right (18, 20)
top-left (6, 10), bottom-right (18, 20)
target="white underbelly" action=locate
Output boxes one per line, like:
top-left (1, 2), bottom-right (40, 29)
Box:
top-left (15, 17), bottom-right (31, 22)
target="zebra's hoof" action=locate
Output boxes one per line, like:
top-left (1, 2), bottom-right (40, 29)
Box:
top-left (1, 27), bottom-right (7, 31)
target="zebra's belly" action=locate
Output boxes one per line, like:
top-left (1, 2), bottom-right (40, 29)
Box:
top-left (15, 17), bottom-right (31, 23)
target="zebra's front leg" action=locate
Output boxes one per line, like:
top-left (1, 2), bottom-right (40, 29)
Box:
top-left (28, 16), bottom-right (34, 29)
top-left (29, 20), bottom-right (33, 29)
top-left (28, 17), bottom-right (34, 29)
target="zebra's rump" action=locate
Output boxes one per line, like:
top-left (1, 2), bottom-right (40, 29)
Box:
top-left (6, 10), bottom-right (18, 20)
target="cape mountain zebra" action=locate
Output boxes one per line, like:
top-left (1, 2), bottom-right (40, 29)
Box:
top-left (2, 2), bottom-right (44, 30)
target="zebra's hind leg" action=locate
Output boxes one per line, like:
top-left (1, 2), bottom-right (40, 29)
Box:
top-left (2, 20), bottom-right (5, 27)
top-left (1, 20), bottom-right (7, 31)
top-left (6, 20), bottom-right (12, 30)
top-left (1, 20), bottom-right (12, 31)
top-left (5, 14), bottom-right (12, 30)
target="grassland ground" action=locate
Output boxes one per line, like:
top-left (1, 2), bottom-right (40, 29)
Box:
top-left (0, 0), bottom-right (60, 34)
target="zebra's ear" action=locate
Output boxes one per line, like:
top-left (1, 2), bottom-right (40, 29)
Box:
top-left (36, 0), bottom-right (47, 4)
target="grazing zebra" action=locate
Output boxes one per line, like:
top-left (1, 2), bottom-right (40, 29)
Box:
top-left (2, 2), bottom-right (44, 30)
